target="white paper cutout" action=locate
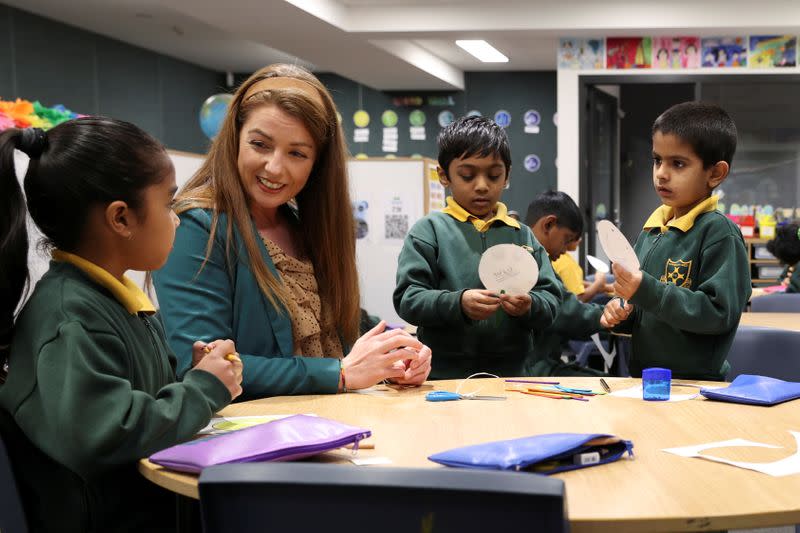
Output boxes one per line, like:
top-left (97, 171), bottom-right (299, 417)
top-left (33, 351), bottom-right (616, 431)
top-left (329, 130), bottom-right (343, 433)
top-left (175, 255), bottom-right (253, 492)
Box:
top-left (478, 244), bottom-right (539, 296)
top-left (586, 254), bottom-right (610, 273)
top-left (351, 456), bottom-right (393, 466)
top-left (663, 431), bottom-right (800, 477)
top-left (596, 220), bottom-right (640, 273)
top-left (608, 384), bottom-right (700, 402)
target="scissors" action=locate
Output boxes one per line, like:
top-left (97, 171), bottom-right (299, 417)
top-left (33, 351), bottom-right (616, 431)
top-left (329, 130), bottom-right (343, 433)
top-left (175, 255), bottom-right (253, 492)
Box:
top-left (425, 391), bottom-right (506, 402)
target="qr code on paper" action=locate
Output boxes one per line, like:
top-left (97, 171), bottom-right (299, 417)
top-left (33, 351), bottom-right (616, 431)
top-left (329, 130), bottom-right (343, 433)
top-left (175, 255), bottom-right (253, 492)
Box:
top-left (385, 214), bottom-right (409, 239)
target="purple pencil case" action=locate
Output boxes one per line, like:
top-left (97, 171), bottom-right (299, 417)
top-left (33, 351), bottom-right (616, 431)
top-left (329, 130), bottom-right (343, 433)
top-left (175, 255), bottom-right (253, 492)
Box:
top-left (149, 414), bottom-right (371, 473)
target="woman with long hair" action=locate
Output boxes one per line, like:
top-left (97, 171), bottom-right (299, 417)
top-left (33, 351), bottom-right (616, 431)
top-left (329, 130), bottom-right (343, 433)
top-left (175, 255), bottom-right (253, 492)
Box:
top-left (154, 64), bottom-right (431, 398)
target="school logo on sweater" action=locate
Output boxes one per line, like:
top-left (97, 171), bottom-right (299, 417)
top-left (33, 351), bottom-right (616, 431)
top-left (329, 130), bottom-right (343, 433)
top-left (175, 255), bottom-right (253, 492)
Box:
top-left (661, 259), bottom-right (692, 288)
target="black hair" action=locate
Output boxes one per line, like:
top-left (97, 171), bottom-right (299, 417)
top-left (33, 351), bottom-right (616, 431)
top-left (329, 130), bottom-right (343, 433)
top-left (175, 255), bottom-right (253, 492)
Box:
top-left (524, 190), bottom-right (584, 234)
top-left (0, 117), bottom-right (168, 360)
top-left (767, 223), bottom-right (800, 266)
top-left (437, 115), bottom-right (512, 177)
top-left (652, 101), bottom-right (737, 168)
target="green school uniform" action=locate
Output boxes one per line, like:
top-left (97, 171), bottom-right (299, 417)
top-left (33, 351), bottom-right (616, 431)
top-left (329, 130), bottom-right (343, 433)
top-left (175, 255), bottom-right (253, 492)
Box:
top-left (527, 275), bottom-right (607, 377)
top-left (620, 196), bottom-right (752, 380)
top-left (394, 198), bottom-right (562, 379)
top-left (0, 252), bottom-right (230, 532)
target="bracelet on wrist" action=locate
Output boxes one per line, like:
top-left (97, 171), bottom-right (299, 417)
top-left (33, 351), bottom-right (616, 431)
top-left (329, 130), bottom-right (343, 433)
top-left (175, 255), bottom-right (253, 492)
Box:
top-left (340, 361), bottom-right (348, 393)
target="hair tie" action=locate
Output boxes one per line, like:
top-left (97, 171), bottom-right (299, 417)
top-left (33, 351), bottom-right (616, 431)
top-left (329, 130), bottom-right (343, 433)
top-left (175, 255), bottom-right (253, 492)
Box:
top-left (19, 128), bottom-right (47, 159)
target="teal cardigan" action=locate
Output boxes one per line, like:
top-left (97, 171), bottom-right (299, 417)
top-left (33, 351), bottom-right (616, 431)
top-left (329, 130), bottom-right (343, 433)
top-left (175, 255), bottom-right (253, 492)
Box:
top-left (154, 208), bottom-right (341, 399)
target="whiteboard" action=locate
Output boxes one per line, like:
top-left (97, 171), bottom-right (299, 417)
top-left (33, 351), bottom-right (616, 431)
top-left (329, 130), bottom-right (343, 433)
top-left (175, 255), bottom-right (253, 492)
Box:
top-left (15, 149), bottom-right (204, 307)
top-left (348, 159), bottom-right (433, 326)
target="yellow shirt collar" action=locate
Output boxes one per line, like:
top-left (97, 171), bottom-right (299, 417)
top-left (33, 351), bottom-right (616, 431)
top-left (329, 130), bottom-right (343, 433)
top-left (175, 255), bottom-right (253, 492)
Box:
top-left (52, 250), bottom-right (156, 315)
top-left (441, 196), bottom-right (520, 232)
top-left (643, 196), bottom-right (719, 233)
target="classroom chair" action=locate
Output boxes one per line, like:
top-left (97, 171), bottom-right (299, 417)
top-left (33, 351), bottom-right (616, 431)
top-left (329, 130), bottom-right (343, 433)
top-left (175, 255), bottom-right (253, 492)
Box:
top-left (199, 462), bottom-right (568, 533)
top-left (750, 293), bottom-right (800, 312)
top-left (726, 326), bottom-right (800, 382)
top-left (0, 416), bottom-right (28, 533)
top-left (568, 334), bottom-right (630, 377)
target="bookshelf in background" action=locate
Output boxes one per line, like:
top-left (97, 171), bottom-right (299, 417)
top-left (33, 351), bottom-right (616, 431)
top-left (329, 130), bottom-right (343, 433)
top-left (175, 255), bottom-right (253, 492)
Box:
top-left (745, 238), bottom-right (782, 287)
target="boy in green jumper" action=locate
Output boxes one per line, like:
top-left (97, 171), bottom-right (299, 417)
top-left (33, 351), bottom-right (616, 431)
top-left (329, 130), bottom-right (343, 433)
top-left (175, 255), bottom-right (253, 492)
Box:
top-left (526, 191), bottom-right (607, 377)
top-left (394, 116), bottom-right (562, 379)
top-left (602, 102), bottom-right (752, 380)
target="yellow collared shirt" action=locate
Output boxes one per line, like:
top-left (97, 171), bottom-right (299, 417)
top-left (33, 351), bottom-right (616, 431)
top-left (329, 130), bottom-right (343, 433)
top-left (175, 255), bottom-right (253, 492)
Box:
top-left (642, 196), bottom-right (719, 234)
top-left (441, 196), bottom-right (520, 233)
top-left (52, 250), bottom-right (156, 315)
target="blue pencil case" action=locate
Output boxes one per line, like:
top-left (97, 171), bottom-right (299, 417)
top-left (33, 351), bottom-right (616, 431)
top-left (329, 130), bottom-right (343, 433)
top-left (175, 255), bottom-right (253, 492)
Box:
top-left (428, 433), bottom-right (633, 475)
top-left (700, 374), bottom-right (800, 406)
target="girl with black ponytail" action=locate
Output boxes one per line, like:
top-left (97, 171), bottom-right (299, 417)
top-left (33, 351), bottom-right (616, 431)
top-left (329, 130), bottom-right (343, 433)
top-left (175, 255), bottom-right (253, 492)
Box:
top-left (0, 118), bottom-right (243, 532)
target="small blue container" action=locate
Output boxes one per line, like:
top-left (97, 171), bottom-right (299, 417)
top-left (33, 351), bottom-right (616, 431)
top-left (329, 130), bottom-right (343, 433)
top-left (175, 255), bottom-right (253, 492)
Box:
top-left (642, 367), bottom-right (671, 401)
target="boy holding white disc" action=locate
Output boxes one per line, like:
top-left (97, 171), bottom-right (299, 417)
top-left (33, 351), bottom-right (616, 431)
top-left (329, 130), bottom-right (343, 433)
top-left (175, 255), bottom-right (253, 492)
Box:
top-left (601, 102), bottom-right (751, 380)
top-left (394, 116), bottom-right (562, 379)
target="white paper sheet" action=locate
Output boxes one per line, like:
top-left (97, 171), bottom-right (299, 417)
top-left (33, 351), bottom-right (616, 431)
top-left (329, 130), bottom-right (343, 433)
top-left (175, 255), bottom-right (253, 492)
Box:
top-left (478, 244), bottom-right (539, 295)
top-left (662, 431), bottom-right (800, 477)
top-left (586, 254), bottom-right (610, 273)
top-left (351, 457), bottom-right (393, 466)
top-left (608, 384), bottom-right (699, 402)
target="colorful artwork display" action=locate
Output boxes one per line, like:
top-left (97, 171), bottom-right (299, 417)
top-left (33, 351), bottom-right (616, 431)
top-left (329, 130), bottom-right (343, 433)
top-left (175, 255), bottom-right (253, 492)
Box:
top-left (558, 38), bottom-right (605, 69)
top-left (749, 35), bottom-right (797, 68)
top-left (557, 35), bottom-right (800, 70)
top-left (652, 37), bottom-right (701, 69)
top-left (606, 37), bottom-right (652, 69)
top-left (0, 98), bottom-right (83, 131)
top-left (702, 37), bottom-right (747, 67)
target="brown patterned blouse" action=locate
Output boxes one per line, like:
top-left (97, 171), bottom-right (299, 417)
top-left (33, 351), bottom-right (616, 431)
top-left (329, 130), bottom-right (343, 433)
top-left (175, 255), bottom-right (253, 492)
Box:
top-left (261, 237), bottom-right (343, 359)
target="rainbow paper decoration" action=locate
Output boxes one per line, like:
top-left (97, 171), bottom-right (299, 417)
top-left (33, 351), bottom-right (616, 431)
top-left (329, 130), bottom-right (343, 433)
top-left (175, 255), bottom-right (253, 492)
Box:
top-left (0, 98), bottom-right (84, 131)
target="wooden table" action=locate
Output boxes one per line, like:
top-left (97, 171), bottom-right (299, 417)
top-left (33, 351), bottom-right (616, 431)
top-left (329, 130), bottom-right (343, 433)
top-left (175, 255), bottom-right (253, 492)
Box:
top-left (740, 312), bottom-right (800, 332)
top-left (140, 377), bottom-right (800, 532)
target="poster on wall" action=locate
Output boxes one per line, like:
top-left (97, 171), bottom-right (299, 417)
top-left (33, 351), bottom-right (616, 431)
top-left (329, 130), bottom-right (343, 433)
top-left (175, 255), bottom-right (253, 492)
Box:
top-left (353, 109), bottom-right (370, 143)
top-left (409, 109), bottom-right (427, 141)
top-left (384, 194), bottom-right (411, 241)
top-left (651, 37), bottom-right (700, 68)
top-left (749, 35), bottom-right (797, 68)
top-left (557, 38), bottom-right (605, 69)
top-left (606, 37), bottom-right (652, 69)
top-left (381, 110), bottom-right (398, 153)
top-left (352, 200), bottom-right (370, 241)
top-left (701, 37), bottom-right (747, 67)
top-left (428, 164), bottom-right (446, 212)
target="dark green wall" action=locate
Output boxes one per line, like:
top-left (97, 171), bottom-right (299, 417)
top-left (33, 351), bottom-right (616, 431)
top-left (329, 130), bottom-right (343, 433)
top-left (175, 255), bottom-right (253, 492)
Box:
top-left (315, 71), bottom-right (558, 215)
top-left (0, 4), bottom-right (225, 153)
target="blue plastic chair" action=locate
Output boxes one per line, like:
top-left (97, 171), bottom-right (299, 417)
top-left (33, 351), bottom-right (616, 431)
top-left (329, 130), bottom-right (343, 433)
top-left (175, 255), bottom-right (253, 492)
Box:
top-left (199, 463), bottom-right (568, 533)
top-left (726, 326), bottom-right (800, 381)
top-left (750, 293), bottom-right (800, 312)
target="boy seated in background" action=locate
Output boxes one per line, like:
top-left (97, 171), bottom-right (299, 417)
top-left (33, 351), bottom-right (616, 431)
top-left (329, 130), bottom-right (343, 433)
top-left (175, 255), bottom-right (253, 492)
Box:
top-left (602, 102), bottom-right (751, 380)
top-left (552, 236), bottom-right (614, 303)
top-left (394, 116), bottom-right (562, 379)
top-left (526, 191), bottom-right (608, 376)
